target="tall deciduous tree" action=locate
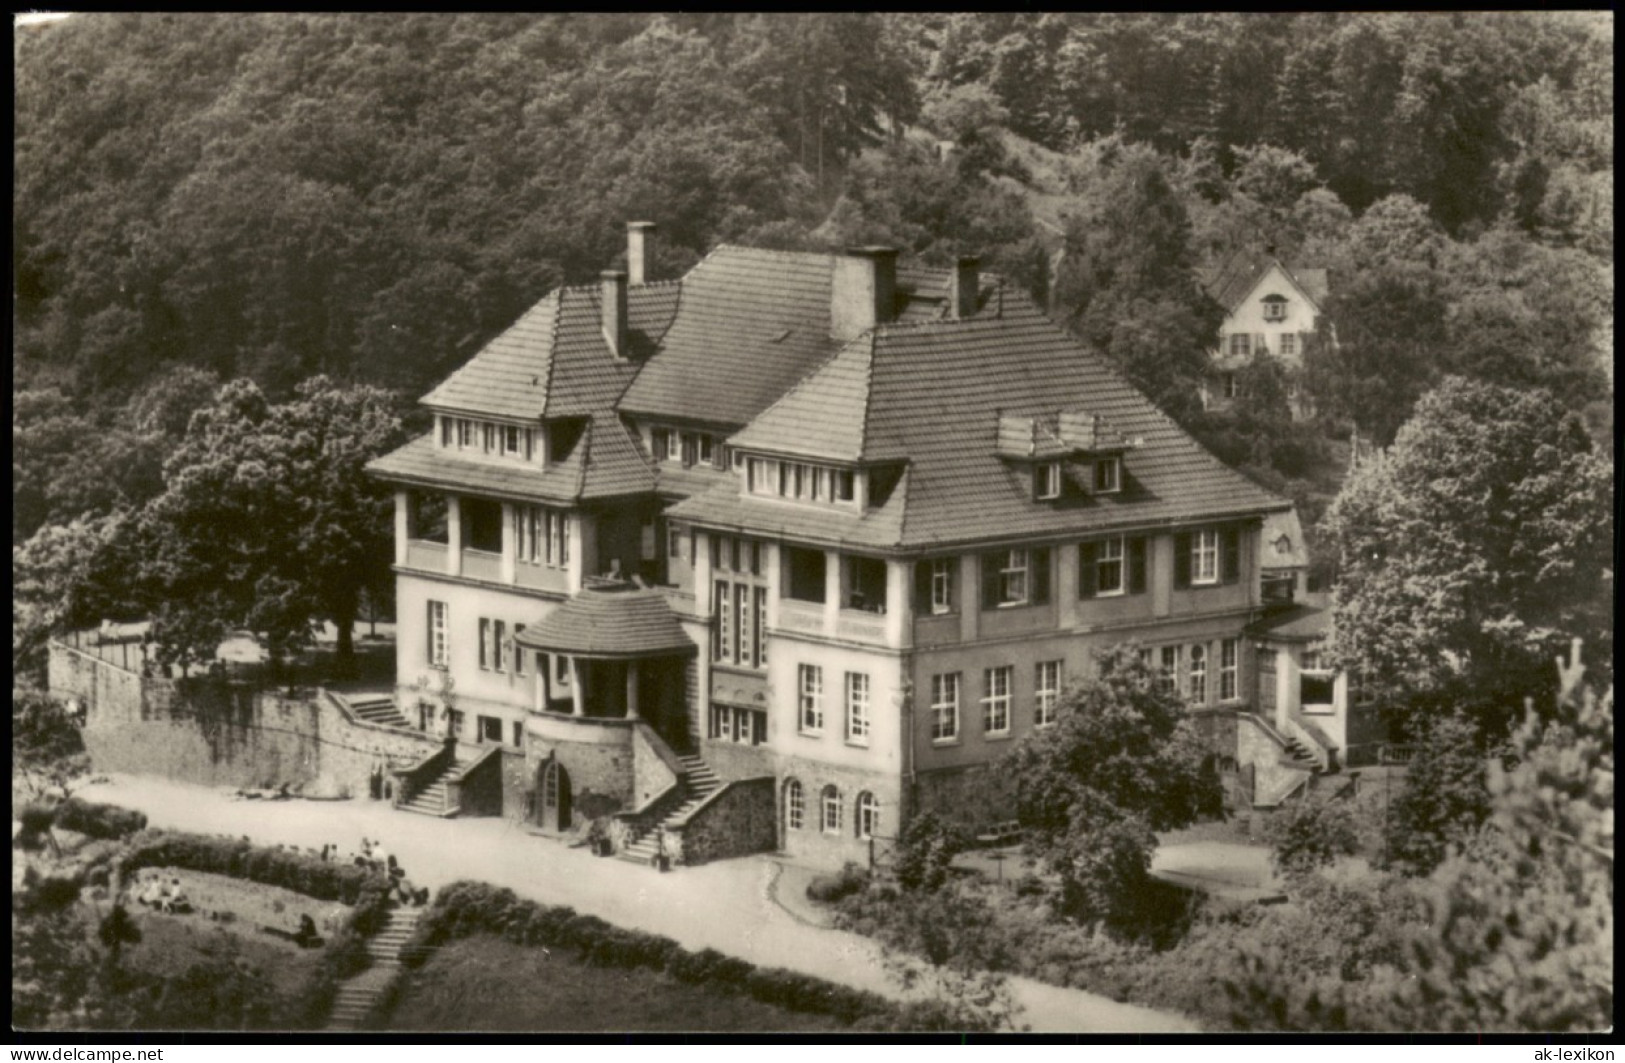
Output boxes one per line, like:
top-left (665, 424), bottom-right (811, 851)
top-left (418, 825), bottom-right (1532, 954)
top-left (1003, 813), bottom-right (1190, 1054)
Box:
top-left (1003, 645), bottom-right (1220, 927)
top-left (1052, 147), bottom-right (1218, 422)
top-left (135, 377), bottom-right (405, 674)
top-left (1321, 377), bottom-right (1612, 734)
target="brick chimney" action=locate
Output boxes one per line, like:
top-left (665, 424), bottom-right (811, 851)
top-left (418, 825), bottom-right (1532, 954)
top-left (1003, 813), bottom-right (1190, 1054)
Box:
top-left (626, 221), bottom-right (656, 286)
top-left (950, 255), bottom-right (980, 320)
top-left (601, 270), bottom-right (628, 358)
top-left (830, 246), bottom-right (898, 342)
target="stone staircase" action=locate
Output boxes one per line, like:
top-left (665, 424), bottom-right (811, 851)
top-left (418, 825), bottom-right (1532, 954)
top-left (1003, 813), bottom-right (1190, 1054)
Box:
top-left (618, 755), bottom-right (721, 866)
top-left (1281, 734), bottom-right (1321, 772)
top-left (346, 693), bottom-right (412, 730)
top-left (397, 758), bottom-right (469, 818)
top-left (325, 906), bottom-right (424, 1032)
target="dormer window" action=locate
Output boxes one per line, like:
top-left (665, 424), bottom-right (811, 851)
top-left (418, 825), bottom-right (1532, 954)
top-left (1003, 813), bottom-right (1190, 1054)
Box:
top-left (1262, 294), bottom-right (1288, 322)
top-left (1034, 462), bottom-right (1061, 500)
top-left (1094, 457), bottom-right (1121, 494)
top-left (503, 424), bottom-right (524, 457)
top-left (833, 470), bottom-right (855, 502)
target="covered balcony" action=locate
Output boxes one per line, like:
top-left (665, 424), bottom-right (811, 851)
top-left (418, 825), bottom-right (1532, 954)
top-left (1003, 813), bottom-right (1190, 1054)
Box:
top-left (515, 578), bottom-right (698, 754)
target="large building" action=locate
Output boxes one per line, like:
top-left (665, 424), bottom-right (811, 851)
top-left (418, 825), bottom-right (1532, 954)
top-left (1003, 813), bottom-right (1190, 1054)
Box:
top-left (367, 226), bottom-right (1339, 868)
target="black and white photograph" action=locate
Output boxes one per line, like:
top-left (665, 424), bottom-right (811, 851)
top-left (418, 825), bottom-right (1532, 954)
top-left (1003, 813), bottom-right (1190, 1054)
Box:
top-left (12, 11), bottom-right (1614, 1041)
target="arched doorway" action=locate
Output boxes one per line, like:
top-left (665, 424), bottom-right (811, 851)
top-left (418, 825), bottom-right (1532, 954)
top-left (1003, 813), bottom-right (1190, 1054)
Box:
top-left (540, 759), bottom-right (572, 833)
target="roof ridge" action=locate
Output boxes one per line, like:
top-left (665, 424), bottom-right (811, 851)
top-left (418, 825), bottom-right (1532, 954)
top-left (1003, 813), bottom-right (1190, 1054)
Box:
top-left (857, 332), bottom-right (877, 460)
top-left (539, 288), bottom-right (566, 418)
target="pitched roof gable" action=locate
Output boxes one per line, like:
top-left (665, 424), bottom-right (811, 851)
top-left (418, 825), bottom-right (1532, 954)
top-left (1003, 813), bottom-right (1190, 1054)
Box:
top-left (725, 333), bottom-right (875, 462)
top-left (1200, 251), bottom-right (1328, 316)
top-left (421, 292), bottom-right (560, 420)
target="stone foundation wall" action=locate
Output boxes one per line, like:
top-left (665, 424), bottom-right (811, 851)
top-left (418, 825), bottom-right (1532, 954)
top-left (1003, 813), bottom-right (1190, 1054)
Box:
top-left (675, 777), bottom-right (777, 866)
top-left (776, 754), bottom-right (901, 871)
top-left (527, 738), bottom-right (632, 822)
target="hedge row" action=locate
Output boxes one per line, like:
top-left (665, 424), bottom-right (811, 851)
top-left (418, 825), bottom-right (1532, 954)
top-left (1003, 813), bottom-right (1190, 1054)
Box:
top-left (407, 880), bottom-right (895, 1025)
top-left (53, 798), bottom-right (149, 840)
top-left (123, 829), bottom-right (393, 931)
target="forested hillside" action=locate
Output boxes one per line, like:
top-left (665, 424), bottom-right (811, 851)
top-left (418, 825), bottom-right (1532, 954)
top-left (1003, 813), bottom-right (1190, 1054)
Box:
top-left (13, 11), bottom-right (1613, 617)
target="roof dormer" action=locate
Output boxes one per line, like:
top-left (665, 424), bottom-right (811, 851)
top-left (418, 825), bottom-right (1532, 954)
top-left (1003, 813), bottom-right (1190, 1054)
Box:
top-left (996, 410), bottom-right (1140, 501)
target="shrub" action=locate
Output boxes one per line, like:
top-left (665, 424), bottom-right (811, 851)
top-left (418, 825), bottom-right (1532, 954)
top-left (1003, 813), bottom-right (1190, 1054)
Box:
top-left (806, 861), bottom-right (869, 904)
top-left (52, 798), bottom-right (147, 840)
top-left (123, 830), bottom-right (388, 907)
top-left (892, 811), bottom-right (964, 892)
top-left (1267, 799), bottom-right (1361, 879)
top-left (1384, 713), bottom-right (1492, 876)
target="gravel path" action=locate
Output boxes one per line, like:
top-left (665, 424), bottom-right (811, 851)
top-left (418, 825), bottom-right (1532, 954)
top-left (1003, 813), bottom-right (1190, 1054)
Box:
top-left (85, 773), bottom-right (1199, 1033)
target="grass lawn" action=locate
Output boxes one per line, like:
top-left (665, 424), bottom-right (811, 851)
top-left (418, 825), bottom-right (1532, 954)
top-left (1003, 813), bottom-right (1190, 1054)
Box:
top-left (385, 934), bottom-right (849, 1033)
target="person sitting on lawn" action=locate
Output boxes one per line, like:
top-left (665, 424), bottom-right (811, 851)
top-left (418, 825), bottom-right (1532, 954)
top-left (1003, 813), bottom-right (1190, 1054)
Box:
top-left (370, 842), bottom-right (389, 870)
top-left (161, 878), bottom-right (190, 914)
top-left (136, 875), bottom-right (165, 908)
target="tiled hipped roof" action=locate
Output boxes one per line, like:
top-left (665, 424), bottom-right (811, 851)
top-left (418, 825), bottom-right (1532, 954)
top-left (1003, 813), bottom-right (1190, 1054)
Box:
top-left (670, 290), bottom-right (1289, 550)
top-left (514, 584), bottom-right (696, 658)
top-left (376, 241), bottom-right (1288, 548)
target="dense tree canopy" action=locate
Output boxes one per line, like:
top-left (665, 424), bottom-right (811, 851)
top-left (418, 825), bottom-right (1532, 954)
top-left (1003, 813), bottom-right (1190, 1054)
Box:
top-left (1321, 377), bottom-right (1613, 733)
top-left (132, 377), bottom-right (405, 671)
top-left (1003, 645), bottom-right (1220, 927)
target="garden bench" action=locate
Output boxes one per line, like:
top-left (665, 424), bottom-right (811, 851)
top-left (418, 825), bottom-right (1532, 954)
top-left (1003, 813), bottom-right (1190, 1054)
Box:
top-left (974, 820), bottom-right (1023, 848)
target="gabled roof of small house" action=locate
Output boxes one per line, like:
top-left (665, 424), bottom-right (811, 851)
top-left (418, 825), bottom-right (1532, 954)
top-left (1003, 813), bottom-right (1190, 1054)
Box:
top-left (514, 581), bottom-right (696, 659)
top-left (671, 288), bottom-right (1290, 551)
top-left (1197, 250), bottom-right (1328, 316)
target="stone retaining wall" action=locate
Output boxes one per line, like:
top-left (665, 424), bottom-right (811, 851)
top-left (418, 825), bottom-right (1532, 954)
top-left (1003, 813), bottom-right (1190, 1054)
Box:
top-left (52, 640), bottom-right (441, 800)
top-left (676, 777), bottom-right (776, 866)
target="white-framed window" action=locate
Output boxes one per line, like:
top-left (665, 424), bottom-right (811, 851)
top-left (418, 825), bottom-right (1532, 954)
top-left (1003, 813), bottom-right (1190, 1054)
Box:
top-left (427, 600), bottom-right (448, 668)
top-left (698, 434), bottom-right (715, 466)
top-left (930, 558), bottom-right (954, 614)
top-left (747, 457), bottom-right (774, 496)
top-left (440, 417), bottom-right (453, 448)
top-left (514, 624), bottom-right (527, 675)
top-left (667, 522), bottom-right (684, 563)
top-left (478, 618), bottom-right (491, 670)
top-left (998, 550), bottom-right (1028, 606)
top-left (1221, 639), bottom-right (1239, 702)
top-left (785, 778), bottom-right (804, 830)
top-left (856, 792), bottom-right (880, 841)
top-left (930, 673), bottom-right (959, 743)
top-left (981, 666), bottom-right (1012, 736)
top-left (1158, 645), bottom-right (1181, 695)
top-left (821, 785), bottom-right (842, 835)
top-left (553, 654), bottom-right (570, 687)
top-left (503, 424), bottom-right (522, 456)
top-left (798, 664), bottom-right (823, 733)
top-left (1279, 333), bottom-right (1297, 357)
top-left (1095, 456), bottom-right (1121, 494)
top-left (1228, 333), bottom-right (1251, 358)
top-left (1097, 537), bottom-right (1125, 595)
top-left (1262, 296), bottom-right (1288, 322)
top-left (834, 469), bottom-right (855, 501)
top-left (457, 419), bottom-right (474, 448)
top-left (492, 619), bottom-right (506, 674)
top-left (845, 672), bottom-right (871, 744)
top-left (1035, 660), bottom-right (1062, 727)
top-left (1035, 461), bottom-right (1061, 500)
top-left (1189, 643), bottom-right (1208, 704)
top-left (1192, 530), bottom-right (1219, 585)
top-left (482, 422), bottom-right (497, 453)
top-left (1222, 373), bottom-right (1240, 399)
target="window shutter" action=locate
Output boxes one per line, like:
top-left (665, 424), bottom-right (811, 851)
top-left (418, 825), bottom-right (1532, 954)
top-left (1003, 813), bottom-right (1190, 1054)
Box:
top-left (914, 561), bottom-right (933, 612)
top-left (1129, 537), bottom-right (1148, 594)
top-left (1222, 526), bottom-right (1241, 585)
top-left (1078, 542), bottom-right (1098, 598)
top-left (426, 601), bottom-right (435, 661)
top-left (980, 554), bottom-right (1000, 611)
top-left (1032, 548), bottom-right (1051, 604)
top-left (1174, 533), bottom-right (1192, 589)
